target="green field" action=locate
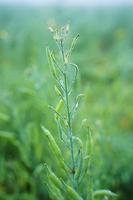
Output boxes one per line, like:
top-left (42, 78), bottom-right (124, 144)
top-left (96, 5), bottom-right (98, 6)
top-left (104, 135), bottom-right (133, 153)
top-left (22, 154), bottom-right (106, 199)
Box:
top-left (0, 5), bottom-right (133, 200)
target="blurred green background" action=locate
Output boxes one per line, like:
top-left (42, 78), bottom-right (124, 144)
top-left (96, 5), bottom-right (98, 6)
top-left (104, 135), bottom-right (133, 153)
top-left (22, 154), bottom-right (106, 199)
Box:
top-left (0, 5), bottom-right (133, 200)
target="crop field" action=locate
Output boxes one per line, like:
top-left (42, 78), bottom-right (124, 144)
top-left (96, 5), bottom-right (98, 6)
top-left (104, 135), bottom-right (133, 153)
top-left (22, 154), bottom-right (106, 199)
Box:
top-left (0, 5), bottom-right (133, 200)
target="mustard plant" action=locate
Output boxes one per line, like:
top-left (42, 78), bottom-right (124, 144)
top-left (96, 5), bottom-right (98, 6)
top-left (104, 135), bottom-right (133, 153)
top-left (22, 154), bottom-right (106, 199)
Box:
top-left (42, 25), bottom-right (117, 200)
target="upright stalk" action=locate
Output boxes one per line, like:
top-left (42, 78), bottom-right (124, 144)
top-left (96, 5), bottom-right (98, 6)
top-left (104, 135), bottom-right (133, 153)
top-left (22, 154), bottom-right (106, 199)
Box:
top-left (60, 39), bottom-right (76, 189)
top-left (64, 72), bottom-right (76, 189)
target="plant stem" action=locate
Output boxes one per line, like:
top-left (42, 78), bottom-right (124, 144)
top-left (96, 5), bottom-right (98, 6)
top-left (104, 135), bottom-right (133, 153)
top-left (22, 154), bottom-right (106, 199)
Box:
top-left (64, 72), bottom-right (76, 189)
top-left (60, 39), bottom-right (77, 189)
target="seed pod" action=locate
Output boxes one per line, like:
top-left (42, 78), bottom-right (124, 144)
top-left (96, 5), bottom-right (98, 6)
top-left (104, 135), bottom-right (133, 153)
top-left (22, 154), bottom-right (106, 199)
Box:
top-left (67, 34), bottom-right (79, 60)
top-left (47, 182), bottom-right (64, 200)
top-left (45, 164), bottom-right (64, 200)
top-left (83, 155), bottom-right (90, 173)
top-left (63, 182), bottom-right (83, 200)
top-left (42, 126), bottom-right (67, 171)
top-left (86, 130), bottom-right (94, 200)
top-left (71, 137), bottom-right (83, 181)
top-left (93, 190), bottom-right (117, 198)
top-left (42, 126), bottom-right (61, 156)
top-left (46, 166), bottom-right (62, 189)
top-left (73, 136), bottom-right (83, 149)
top-left (46, 47), bottom-right (57, 79)
top-left (75, 149), bottom-right (83, 182)
top-left (54, 85), bottom-right (62, 97)
top-left (78, 155), bottom-right (90, 184)
top-left (55, 99), bottom-right (64, 113)
top-left (87, 127), bottom-right (93, 155)
top-left (79, 128), bottom-right (93, 183)
top-left (55, 99), bottom-right (64, 120)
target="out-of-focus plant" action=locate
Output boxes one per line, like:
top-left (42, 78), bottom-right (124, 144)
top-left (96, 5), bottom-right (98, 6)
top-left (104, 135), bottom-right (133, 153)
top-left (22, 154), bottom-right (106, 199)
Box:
top-left (42, 25), bottom-right (117, 200)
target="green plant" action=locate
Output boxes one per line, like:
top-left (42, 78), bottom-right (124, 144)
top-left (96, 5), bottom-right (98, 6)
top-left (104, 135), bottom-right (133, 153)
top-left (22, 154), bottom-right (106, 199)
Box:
top-left (42, 25), bottom-right (116, 200)
top-left (1, 7), bottom-right (133, 199)
top-left (42, 25), bottom-right (118, 200)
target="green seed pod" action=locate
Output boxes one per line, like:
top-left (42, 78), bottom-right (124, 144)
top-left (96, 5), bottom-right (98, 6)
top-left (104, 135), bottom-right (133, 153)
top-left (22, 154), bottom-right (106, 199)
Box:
top-left (67, 34), bottom-right (79, 60)
top-left (75, 150), bottom-right (83, 182)
top-left (73, 136), bottom-right (83, 149)
top-left (46, 166), bottom-right (62, 189)
top-left (46, 47), bottom-right (57, 78)
top-left (87, 128), bottom-right (93, 155)
top-left (54, 85), bottom-right (62, 97)
top-left (55, 99), bottom-right (64, 113)
top-left (52, 66), bottom-right (57, 78)
top-left (83, 126), bottom-right (93, 158)
top-left (63, 183), bottom-right (83, 200)
top-left (86, 130), bottom-right (94, 200)
top-left (78, 155), bottom-right (90, 184)
top-left (42, 126), bottom-right (67, 171)
top-left (93, 190), bottom-right (117, 198)
top-left (55, 99), bottom-right (64, 120)
top-left (47, 182), bottom-right (64, 200)
top-left (42, 126), bottom-right (62, 158)
top-left (83, 155), bottom-right (90, 172)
